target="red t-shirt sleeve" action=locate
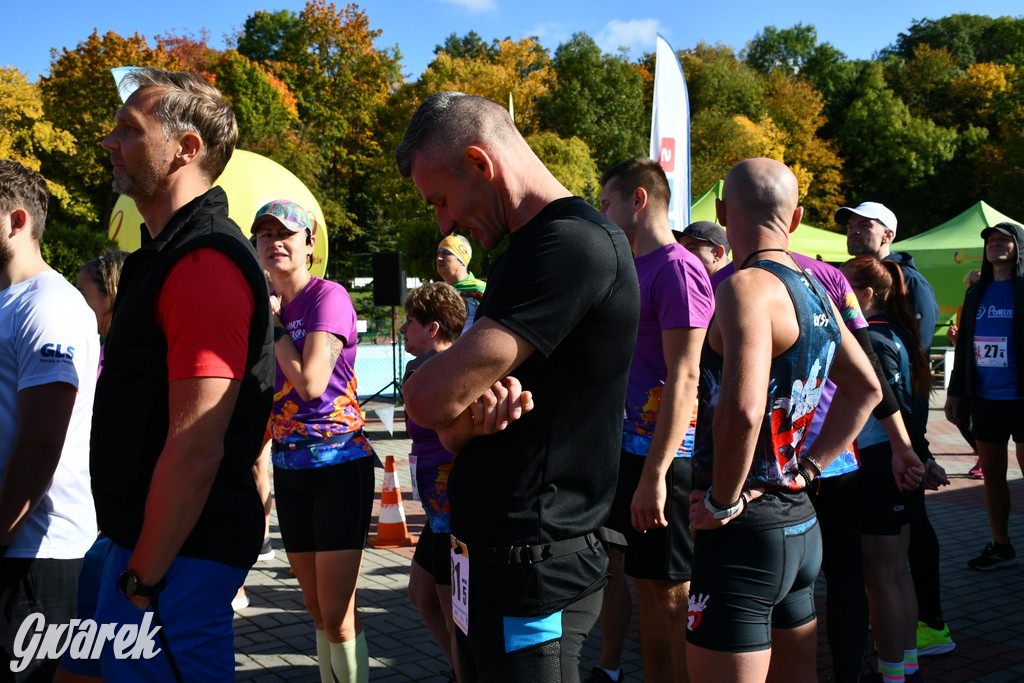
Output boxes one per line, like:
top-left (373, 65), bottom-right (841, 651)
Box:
top-left (158, 248), bottom-right (255, 382)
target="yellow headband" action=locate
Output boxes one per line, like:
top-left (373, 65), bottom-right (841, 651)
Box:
top-left (438, 235), bottom-right (471, 267)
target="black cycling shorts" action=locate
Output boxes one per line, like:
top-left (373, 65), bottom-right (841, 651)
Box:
top-left (608, 450), bottom-right (693, 581)
top-left (274, 457), bottom-right (375, 552)
top-left (687, 518), bottom-right (821, 653)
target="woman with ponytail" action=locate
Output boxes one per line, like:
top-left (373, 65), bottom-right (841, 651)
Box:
top-left (841, 255), bottom-right (930, 683)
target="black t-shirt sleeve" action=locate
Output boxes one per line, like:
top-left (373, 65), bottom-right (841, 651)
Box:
top-left (483, 213), bottom-right (626, 358)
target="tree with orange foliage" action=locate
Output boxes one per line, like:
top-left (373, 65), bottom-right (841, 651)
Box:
top-left (40, 30), bottom-right (181, 228)
top-left (421, 36), bottom-right (552, 136)
top-left (241, 1), bottom-right (402, 261)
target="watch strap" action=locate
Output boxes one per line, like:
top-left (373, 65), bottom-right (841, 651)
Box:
top-left (704, 486), bottom-right (744, 519)
top-left (119, 570), bottom-right (165, 598)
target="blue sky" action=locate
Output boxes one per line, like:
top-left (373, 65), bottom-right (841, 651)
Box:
top-left (5, 0), bottom-right (1020, 82)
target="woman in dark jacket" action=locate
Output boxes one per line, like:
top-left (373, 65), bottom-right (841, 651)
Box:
top-left (945, 221), bottom-right (1024, 571)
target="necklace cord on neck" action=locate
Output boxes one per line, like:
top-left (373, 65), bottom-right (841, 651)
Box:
top-left (740, 248), bottom-right (791, 270)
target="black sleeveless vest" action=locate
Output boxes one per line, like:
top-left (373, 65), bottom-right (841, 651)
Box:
top-left (91, 187), bottom-right (274, 568)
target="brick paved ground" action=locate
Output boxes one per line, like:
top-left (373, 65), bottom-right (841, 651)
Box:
top-left (233, 394), bottom-right (1024, 682)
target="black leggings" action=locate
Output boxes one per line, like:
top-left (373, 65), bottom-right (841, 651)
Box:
top-left (809, 471), bottom-right (867, 683)
top-left (909, 513), bottom-right (945, 626)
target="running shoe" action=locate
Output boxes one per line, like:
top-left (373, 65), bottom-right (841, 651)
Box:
top-left (257, 537), bottom-right (276, 562)
top-left (905, 669), bottom-right (925, 682)
top-left (968, 459), bottom-right (983, 479)
top-left (967, 541), bottom-right (1017, 570)
top-left (231, 586), bottom-right (250, 611)
top-left (916, 621), bottom-right (956, 655)
top-left (583, 667), bottom-right (624, 683)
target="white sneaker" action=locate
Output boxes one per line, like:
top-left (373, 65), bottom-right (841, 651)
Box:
top-left (257, 537), bottom-right (276, 562)
top-left (231, 587), bottom-right (250, 611)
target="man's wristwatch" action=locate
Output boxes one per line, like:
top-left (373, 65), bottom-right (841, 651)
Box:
top-left (703, 486), bottom-right (744, 520)
top-left (118, 570), bottom-right (164, 598)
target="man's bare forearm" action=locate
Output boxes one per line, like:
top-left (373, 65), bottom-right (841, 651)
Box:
top-left (0, 383), bottom-right (76, 546)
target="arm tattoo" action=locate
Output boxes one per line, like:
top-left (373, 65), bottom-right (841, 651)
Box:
top-left (325, 332), bottom-right (344, 368)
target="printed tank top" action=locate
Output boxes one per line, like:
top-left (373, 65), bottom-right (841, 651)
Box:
top-left (692, 259), bottom-right (842, 530)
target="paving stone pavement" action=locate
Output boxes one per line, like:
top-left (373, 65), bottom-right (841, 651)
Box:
top-left (234, 396), bottom-right (1024, 682)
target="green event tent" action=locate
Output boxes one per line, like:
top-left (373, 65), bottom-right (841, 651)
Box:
top-left (892, 201), bottom-right (1023, 348)
top-left (689, 181), bottom-right (849, 262)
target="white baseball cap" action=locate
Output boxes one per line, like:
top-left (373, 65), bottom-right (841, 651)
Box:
top-left (834, 202), bottom-right (898, 235)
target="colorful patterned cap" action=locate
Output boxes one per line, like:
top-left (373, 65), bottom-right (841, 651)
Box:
top-left (438, 234), bottom-right (472, 267)
top-left (251, 200), bottom-right (314, 235)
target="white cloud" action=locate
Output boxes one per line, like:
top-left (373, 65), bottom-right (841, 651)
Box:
top-left (596, 18), bottom-right (662, 56)
top-left (435, 0), bottom-right (498, 12)
top-left (525, 21), bottom-right (574, 46)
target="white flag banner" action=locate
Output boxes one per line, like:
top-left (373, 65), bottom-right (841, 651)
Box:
top-left (374, 405), bottom-right (395, 436)
top-left (649, 35), bottom-right (691, 231)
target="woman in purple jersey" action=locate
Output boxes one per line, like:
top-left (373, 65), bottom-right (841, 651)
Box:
top-left (253, 200), bottom-right (375, 683)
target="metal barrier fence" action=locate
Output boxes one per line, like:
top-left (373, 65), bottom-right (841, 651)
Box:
top-left (355, 342), bottom-right (415, 402)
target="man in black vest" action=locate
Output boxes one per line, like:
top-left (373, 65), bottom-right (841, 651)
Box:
top-left (88, 68), bottom-right (273, 680)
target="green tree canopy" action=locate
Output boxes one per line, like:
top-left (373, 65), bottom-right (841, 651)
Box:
top-left (244, 0), bottom-right (403, 273)
top-left (536, 33), bottom-right (646, 172)
top-left (236, 9), bottom-right (304, 63)
top-left (434, 31), bottom-right (496, 60)
top-left (683, 43), bottom-right (766, 121)
top-left (834, 61), bottom-right (979, 230)
top-left (885, 14), bottom-right (1024, 67)
top-left (527, 131), bottom-right (600, 204)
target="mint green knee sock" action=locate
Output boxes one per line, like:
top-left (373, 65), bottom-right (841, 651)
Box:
top-left (328, 631), bottom-right (368, 683)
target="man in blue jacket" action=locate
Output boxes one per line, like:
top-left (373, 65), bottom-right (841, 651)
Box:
top-left (837, 201), bottom-right (939, 351)
top-left (837, 201), bottom-right (955, 654)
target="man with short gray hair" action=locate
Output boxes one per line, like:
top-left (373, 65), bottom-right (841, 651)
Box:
top-left (398, 92), bottom-right (640, 682)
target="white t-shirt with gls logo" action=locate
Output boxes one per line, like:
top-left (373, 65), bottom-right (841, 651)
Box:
top-left (0, 269), bottom-right (98, 558)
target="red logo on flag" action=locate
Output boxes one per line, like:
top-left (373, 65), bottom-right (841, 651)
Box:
top-left (658, 138), bottom-right (676, 172)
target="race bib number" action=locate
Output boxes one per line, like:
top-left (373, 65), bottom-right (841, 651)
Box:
top-left (975, 336), bottom-right (1008, 367)
top-left (450, 537), bottom-right (470, 635)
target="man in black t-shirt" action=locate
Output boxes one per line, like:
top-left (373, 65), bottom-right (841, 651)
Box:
top-left (397, 92), bottom-right (640, 682)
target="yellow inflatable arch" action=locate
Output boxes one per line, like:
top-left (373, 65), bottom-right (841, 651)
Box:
top-left (107, 149), bottom-right (328, 278)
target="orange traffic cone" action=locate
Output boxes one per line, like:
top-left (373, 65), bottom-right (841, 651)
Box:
top-left (369, 455), bottom-right (416, 548)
